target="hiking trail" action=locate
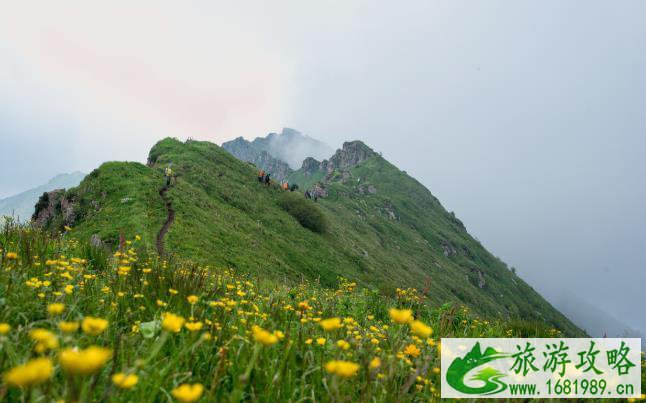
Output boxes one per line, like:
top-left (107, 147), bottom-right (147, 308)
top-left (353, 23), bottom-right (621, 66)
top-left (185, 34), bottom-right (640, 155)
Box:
top-left (156, 184), bottom-right (175, 256)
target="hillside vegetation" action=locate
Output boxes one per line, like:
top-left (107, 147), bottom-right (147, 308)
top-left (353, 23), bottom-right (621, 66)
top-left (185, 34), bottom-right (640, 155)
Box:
top-left (36, 138), bottom-right (581, 335)
top-left (0, 223), bottom-right (592, 402)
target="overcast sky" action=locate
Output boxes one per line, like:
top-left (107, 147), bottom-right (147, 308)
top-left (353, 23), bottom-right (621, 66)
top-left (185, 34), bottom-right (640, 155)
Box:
top-left (1, 1), bottom-right (644, 336)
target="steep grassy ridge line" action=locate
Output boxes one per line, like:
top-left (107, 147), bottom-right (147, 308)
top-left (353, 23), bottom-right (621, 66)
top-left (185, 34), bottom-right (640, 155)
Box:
top-left (46, 138), bottom-right (582, 335)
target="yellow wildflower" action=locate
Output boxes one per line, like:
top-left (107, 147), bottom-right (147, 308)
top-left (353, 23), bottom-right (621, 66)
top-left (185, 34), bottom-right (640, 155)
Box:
top-left (409, 320), bottom-right (432, 338)
top-left (117, 266), bottom-right (131, 276)
top-left (60, 346), bottom-right (112, 375)
top-left (5, 252), bottom-right (18, 260)
top-left (336, 340), bottom-right (350, 350)
top-left (0, 323), bottom-right (10, 334)
top-left (369, 357), bottom-right (382, 369)
top-left (112, 372), bottom-right (139, 389)
top-left (3, 358), bottom-right (53, 388)
top-left (319, 317), bottom-right (343, 331)
top-left (325, 360), bottom-right (360, 377)
top-left (389, 308), bottom-right (413, 324)
top-left (171, 383), bottom-right (204, 403)
top-left (29, 329), bottom-right (59, 352)
top-left (59, 321), bottom-right (80, 333)
top-left (187, 295), bottom-right (198, 305)
top-left (403, 344), bottom-right (421, 358)
top-left (82, 317), bottom-right (109, 336)
top-left (162, 313), bottom-right (185, 333)
top-left (316, 337), bottom-right (326, 346)
top-left (185, 321), bottom-right (203, 332)
top-left (252, 325), bottom-right (278, 346)
top-left (47, 303), bottom-right (65, 315)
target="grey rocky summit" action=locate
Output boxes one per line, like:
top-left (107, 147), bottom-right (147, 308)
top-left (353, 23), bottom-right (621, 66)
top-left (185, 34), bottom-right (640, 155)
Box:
top-left (222, 128), bottom-right (333, 181)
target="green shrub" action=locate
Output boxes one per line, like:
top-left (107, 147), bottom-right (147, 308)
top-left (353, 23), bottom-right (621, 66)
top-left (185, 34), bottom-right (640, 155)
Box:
top-left (277, 193), bottom-right (328, 233)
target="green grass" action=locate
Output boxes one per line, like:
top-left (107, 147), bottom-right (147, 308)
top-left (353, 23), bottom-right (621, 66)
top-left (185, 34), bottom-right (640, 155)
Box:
top-left (4, 223), bottom-right (624, 402)
top-left (40, 137), bottom-right (582, 336)
top-left (287, 168), bottom-right (325, 192)
top-left (277, 192), bottom-right (328, 233)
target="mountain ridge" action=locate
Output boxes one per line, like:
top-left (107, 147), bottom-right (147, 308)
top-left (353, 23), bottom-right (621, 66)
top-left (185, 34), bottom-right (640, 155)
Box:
top-left (36, 137), bottom-right (583, 336)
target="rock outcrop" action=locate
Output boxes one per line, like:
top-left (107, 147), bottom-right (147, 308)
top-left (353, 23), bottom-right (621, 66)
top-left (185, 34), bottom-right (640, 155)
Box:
top-left (310, 183), bottom-right (328, 199)
top-left (222, 137), bottom-right (293, 181)
top-left (300, 157), bottom-right (324, 176)
top-left (32, 190), bottom-right (76, 229)
top-left (326, 141), bottom-right (377, 172)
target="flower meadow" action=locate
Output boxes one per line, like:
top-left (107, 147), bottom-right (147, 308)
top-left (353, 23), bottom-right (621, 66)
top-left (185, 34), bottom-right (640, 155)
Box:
top-left (0, 221), bottom-right (644, 402)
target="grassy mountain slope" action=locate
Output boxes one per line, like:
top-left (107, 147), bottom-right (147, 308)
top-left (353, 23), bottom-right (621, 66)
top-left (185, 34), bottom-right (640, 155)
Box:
top-left (4, 223), bottom-right (604, 402)
top-left (45, 137), bottom-right (582, 335)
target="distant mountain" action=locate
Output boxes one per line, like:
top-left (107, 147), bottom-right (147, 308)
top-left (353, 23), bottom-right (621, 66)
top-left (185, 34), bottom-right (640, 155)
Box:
top-left (37, 138), bottom-right (582, 335)
top-left (222, 128), bottom-right (334, 180)
top-left (0, 172), bottom-right (86, 222)
top-left (551, 293), bottom-right (642, 339)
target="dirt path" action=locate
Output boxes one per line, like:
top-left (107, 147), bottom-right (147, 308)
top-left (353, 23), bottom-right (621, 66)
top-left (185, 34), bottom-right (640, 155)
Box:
top-left (156, 185), bottom-right (175, 256)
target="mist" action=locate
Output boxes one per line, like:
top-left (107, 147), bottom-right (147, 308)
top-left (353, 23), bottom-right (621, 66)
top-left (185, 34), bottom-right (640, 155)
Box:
top-left (1, 1), bottom-right (644, 339)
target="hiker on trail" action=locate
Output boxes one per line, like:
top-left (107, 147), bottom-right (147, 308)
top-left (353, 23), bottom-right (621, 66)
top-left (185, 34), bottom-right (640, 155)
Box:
top-left (264, 173), bottom-right (271, 186)
top-left (304, 190), bottom-right (311, 199)
top-left (164, 164), bottom-right (173, 187)
top-left (282, 181), bottom-right (289, 191)
top-left (258, 169), bottom-right (265, 183)
top-left (290, 183), bottom-right (299, 192)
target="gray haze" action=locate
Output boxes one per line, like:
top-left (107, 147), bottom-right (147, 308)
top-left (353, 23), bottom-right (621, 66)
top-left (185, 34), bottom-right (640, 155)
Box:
top-left (0, 2), bottom-right (644, 337)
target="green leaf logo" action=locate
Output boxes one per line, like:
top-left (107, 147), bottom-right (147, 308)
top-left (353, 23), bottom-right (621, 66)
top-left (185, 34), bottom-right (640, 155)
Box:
top-left (446, 342), bottom-right (509, 395)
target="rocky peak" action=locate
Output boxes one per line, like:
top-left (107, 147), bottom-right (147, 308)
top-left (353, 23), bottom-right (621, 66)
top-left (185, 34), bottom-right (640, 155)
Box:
top-left (327, 140), bottom-right (377, 171)
top-left (255, 151), bottom-right (293, 180)
top-left (280, 127), bottom-right (301, 139)
top-left (222, 137), bottom-right (293, 181)
top-left (300, 157), bottom-right (323, 175)
top-left (220, 137), bottom-right (257, 161)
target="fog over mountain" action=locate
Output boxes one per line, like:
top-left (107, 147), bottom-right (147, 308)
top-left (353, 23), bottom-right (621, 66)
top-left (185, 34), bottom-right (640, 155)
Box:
top-left (253, 128), bottom-right (334, 169)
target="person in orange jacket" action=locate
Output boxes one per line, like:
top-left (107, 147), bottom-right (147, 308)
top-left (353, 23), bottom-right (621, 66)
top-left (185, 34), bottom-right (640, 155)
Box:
top-left (258, 169), bottom-right (265, 183)
top-left (282, 181), bottom-right (289, 191)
